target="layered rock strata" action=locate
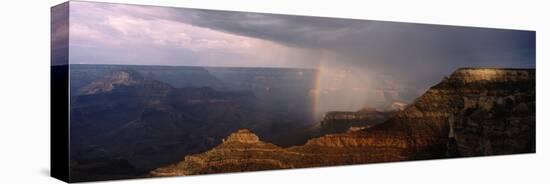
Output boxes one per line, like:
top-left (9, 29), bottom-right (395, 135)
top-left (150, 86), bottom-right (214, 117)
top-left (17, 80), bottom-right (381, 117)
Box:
top-left (151, 68), bottom-right (535, 176)
top-left (320, 107), bottom-right (396, 134)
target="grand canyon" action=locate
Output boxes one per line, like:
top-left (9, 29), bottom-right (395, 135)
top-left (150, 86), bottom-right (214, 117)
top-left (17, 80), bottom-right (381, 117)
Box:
top-left (64, 65), bottom-right (535, 181)
top-left (51, 2), bottom-right (536, 182)
top-left (150, 67), bottom-right (535, 176)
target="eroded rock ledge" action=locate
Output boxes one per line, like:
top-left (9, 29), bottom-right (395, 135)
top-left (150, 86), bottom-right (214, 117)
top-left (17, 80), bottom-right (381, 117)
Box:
top-left (150, 68), bottom-right (535, 176)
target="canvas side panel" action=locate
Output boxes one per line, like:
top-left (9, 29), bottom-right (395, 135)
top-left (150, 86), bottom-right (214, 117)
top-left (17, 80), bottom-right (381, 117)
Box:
top-left (51, 1), bottom-right (70, 183)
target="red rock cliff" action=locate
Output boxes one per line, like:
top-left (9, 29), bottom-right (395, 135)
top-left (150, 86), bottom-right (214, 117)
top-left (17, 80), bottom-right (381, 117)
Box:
top-left (150, 68), bottom-right (535, 176)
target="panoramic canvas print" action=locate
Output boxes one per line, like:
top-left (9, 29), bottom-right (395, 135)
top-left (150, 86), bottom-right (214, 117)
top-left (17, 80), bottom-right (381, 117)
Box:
top-left (51, 1), bottom-right (536, 182)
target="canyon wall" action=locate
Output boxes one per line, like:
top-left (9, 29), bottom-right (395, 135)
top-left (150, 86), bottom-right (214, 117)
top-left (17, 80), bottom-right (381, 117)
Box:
top-left (150, 68), bottom-right (535, 176)
top-left (319, 107), bottom-right (396, 134)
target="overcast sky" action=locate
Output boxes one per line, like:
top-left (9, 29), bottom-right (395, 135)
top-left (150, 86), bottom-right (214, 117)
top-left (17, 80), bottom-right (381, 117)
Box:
top-left (66, 1), bottom-right (534, 68)
top-left (58, 1), bottom-right (535, 111)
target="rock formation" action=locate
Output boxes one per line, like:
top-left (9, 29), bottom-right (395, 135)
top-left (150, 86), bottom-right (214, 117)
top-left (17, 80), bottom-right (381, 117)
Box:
top-left (150, 129), bottom-right (290, 176)
top-left (79, 70), bottom-right (144, 95)
top-left (320, 107), bottom-right (395, 134)
top-left (150, 68), bottom-right (535, 177)
top-left (447, 68), bottom-right (536, 156)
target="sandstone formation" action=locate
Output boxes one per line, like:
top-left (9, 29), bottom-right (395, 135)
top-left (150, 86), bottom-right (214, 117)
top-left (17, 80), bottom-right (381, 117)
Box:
top-left (150, 129), bottom-right (289, 176)
top-left (376, 68), bottom-right (535, 158)
top-left (320, 107), bottom-right (396, 134)
top-left (447, 68), bottom-right (536, 156)
top-left (150, 68), bottom-right (535, 176)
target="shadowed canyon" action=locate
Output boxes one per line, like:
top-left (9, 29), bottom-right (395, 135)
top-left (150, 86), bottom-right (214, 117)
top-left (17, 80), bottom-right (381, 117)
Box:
top-left (62, 65), bottom-right (535, 181)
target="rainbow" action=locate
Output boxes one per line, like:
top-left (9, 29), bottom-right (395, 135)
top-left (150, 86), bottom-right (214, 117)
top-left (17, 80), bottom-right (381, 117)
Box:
top-left (310, 50), bottom-right (329, 122)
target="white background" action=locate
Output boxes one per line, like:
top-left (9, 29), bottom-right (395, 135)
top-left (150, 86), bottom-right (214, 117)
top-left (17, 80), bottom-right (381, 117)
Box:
top-left (0, 0), bottom-right (548, 183)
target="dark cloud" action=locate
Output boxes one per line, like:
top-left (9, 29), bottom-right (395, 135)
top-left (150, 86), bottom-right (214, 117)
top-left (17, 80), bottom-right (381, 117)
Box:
top-left (171, 9), bottom-right (372, 49)
top-left (168, 8), bottom-right (535, 86)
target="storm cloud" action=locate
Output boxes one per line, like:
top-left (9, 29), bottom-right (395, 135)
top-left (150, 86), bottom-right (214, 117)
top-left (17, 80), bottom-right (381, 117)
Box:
top-left (59, 1), bottom-right (535, 112)
top-left (171, 8), bottom-right (535, 83)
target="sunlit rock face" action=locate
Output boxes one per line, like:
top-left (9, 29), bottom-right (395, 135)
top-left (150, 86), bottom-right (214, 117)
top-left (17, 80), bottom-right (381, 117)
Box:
top-left (223, 129), bottom-right (261, 143)
top-left (150, 68), bottom-right (535, 176)
top-left (150, 129), bottom-right (291, 176)
top-left (319, 107), bottom-right (395, 134)
top-left (80, 70), bottom-right (143, 95)
top-left (150, 129), bottom-right (407, 177)
top-left (382, 68), bottom-right (535, 158)
top-left (449, 68), bottom-right (533, 83)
